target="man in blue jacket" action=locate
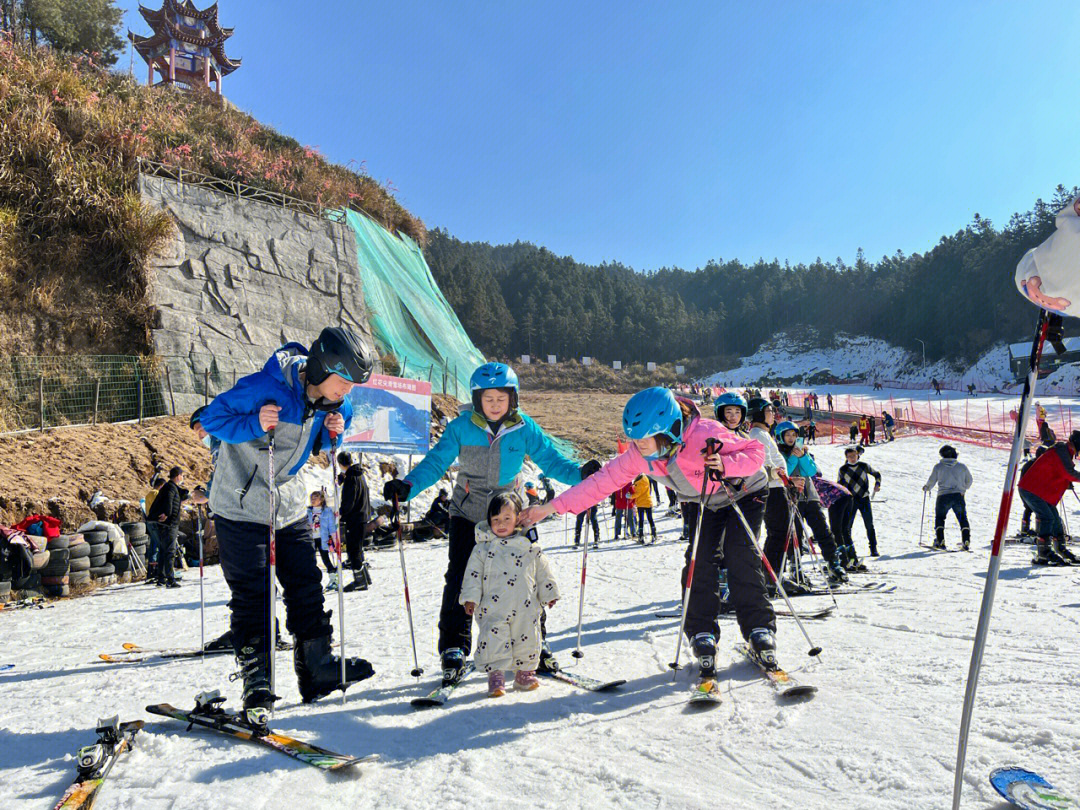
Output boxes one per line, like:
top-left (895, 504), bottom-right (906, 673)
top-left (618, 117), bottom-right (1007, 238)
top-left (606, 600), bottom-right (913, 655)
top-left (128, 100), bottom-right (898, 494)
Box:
top-left (199, 327), bottom-right (375, 725)
top-left (384, 362), bottom-right (598, 685)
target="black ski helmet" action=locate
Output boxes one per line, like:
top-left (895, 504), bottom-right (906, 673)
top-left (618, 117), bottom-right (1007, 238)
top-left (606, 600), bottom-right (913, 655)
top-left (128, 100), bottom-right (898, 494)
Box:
top-left (939, 444), bottom-right (958, 459)
top-left (747, 397), bottom-right (772, 424)
top-left (306, 327), bottom-right (374, 386)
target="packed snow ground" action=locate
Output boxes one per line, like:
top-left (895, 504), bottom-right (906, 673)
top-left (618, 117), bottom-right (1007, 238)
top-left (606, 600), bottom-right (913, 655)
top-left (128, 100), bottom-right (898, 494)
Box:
top-left (4, 437), bottom-right (1080, 809)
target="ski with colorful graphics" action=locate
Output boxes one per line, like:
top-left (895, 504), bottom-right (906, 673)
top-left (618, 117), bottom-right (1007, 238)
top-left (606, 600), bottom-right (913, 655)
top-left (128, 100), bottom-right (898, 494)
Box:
top-left (411, 663), bottom-right (476, 708)
top-left (734, 643), bottom-right (817, 699)
top-left (990, 766), bottom-right (1076, 809)
top-left (539, 669), bottom-right (626, 692)
top-left (687, 677), bottom-right (723, 706)
top-left (147, 697), bottom-right (374, 771)
top-left (54, 718), bottom-right (143, 809)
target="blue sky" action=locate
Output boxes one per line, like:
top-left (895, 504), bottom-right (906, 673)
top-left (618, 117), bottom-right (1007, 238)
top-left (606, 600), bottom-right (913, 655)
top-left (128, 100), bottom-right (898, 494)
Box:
top-left (123, 1), bottom-right (1079, 270)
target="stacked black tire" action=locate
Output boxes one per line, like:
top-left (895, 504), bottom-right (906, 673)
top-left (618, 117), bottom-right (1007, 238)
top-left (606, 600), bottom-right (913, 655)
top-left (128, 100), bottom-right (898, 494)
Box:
top-left (83, 529), bottom-right (115, 585)
top-left (68, 533), bottom-right (92, 587)
top-left (120, 522), bottom-right (147, 580)
top-left (40, 535), bottom-right (74, 597)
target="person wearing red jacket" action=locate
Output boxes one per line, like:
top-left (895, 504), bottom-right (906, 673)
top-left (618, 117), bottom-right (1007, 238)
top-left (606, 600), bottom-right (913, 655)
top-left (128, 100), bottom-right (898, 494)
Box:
top-left (1018, 430), bottom-right (1080, 565)
top-left (611, 481), bottom-right (637, 540)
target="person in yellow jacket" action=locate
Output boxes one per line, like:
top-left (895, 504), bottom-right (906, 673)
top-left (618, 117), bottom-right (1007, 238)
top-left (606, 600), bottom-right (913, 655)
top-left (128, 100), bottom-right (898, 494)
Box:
top-left (632, 474), bottom-right (657, 544)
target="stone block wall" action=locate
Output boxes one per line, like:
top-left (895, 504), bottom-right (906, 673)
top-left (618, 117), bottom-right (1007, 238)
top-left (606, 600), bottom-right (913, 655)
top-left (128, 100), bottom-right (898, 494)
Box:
top-left (140, 174), bottom-right (378, 414)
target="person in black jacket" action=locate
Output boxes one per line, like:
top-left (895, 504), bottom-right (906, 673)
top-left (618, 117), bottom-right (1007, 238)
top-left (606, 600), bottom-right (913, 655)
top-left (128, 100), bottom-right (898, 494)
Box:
top-left (337, 451), bottom-right (374, 592)
top-left (837, 447), bottom-right (881, 556)
top-left (149, 466), bottom-right (187, 587)
top-left (424, 489), bottom-right (451, 533)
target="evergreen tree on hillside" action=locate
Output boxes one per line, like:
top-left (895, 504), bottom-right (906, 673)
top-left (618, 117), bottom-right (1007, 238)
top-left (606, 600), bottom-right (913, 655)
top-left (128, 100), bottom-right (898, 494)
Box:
top-left (2, 0), bottom-right (123, 65)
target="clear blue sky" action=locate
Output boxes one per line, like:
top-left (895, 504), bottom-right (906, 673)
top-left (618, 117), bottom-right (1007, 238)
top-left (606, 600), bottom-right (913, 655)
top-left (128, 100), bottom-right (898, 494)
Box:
top-left (124, 1), bottom-right (1079, 271)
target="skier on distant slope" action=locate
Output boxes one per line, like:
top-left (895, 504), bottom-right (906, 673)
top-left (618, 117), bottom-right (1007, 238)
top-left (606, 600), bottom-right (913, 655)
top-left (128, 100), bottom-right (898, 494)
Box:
top-left (199, 327), bottom-right (376, 725)
top-left (1016, 431), bottom-right (1080, 565)
top-left (519, 387), bottom-right (777, 693)
top-left (923, 445), bottom-right (973, 551)
top-left (382, 362), bottom-right (596, 686)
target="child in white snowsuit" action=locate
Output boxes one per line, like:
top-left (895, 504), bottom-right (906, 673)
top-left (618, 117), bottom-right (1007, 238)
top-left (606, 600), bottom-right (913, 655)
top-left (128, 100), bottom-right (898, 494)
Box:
top-left (461, 493), bottom-right (560, 697)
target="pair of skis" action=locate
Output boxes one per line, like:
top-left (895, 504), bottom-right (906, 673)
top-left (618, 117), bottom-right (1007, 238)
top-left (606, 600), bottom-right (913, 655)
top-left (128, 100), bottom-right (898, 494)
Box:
top-left (98, 640), bottom-right (293, 664)
top-left (655, 605), bottom-right (836, 620)
top-left (687, 644), bottom-right (818, 707)
top-left (410, 663), bottom-right (626, 708)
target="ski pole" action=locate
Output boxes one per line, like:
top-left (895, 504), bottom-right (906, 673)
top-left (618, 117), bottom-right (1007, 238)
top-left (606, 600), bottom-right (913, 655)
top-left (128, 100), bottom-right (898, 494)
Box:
top-left (918, 490), bottom-right (928, 548)
top-left (328, 434), bottom-right (348, 703)
top-left (670, 460), bottom-right (713, 673)
top-left (718, 479), bottom-right (822, 658)
top-left (572, 514), bottom-right (589, 659)
top-left (392, 495), bottom-right (423, 678)
top-left (790, 503), bottom-right (839, 611)
top-left (266, 415), bottom-right (277, 697)
top-left (197, 504), bottom-right (205, 660)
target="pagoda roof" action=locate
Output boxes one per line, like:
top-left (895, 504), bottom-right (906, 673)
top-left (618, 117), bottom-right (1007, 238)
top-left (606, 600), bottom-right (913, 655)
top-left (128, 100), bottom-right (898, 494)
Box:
top-left (130, 0), bottom-right (240, 75)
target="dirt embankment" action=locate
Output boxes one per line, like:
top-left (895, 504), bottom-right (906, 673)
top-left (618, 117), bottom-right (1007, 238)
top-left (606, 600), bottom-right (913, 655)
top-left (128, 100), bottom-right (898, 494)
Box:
top-left (520, 391), bottom-right (629, 460)
top-left (0, 417), bottom-right (212, 529)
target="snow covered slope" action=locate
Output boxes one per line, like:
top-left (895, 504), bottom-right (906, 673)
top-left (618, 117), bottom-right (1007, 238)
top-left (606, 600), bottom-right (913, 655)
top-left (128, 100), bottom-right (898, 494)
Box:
top-left (3, 437), bottom-right (1078, 809)
top-left (704, 332), bottom-right (1079, 394)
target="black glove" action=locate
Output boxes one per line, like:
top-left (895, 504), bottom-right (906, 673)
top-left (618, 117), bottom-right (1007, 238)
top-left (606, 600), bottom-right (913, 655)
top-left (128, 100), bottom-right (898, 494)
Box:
top-left (579, 459), bottom-right (602, 479)
top-left (382, 479), bottom-right (412, 503)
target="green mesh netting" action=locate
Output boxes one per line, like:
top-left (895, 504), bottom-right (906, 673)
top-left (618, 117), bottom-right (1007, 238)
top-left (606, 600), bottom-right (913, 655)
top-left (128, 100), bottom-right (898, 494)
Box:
top-left (345, 210), bottom-right (486, 396)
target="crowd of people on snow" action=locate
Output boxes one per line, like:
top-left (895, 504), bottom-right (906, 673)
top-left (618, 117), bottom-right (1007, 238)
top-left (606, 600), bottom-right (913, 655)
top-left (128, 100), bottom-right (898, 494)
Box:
top-left (93, 325), bottom-right (1080, 721)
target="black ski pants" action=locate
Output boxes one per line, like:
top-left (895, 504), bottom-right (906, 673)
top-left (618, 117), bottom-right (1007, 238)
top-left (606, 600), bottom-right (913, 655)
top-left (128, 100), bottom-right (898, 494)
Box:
top-left (157, 524), bottom-right (179, 584)
top-left (342, 519), bottom-right (366, 571)
top-left (935, 493), bottom-right (971, 532)
top-left (828, 497), bottom-right (852, 549)
top-left (575, 507), bottom-right (600, 543)
top-left (217, 516), bottom-right (327, 648)
top-left (845, 495), bottom-right (878, 553)
top-left (761, 487), bottom-right (792, 578)
top-left (797, 500), bottom-right (838, 564)
top-left (682, 493), bottom-right (774, 640)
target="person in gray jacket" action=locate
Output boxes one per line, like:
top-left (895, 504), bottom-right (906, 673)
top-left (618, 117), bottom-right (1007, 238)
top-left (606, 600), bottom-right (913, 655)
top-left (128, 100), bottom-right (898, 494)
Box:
top-left (923, 445), bottom-right (973, 550)
top-left (199, 327), bottom-right (376, 725)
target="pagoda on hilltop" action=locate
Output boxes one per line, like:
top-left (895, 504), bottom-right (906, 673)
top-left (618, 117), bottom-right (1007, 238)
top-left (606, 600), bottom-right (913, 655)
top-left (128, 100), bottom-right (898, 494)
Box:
top-left (129, 0), bottom-right (241, 94)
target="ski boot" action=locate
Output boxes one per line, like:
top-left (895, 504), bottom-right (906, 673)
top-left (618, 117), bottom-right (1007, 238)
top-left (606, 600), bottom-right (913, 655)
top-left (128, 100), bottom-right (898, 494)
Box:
top-left (826, 560), bottom-right (848, 584)
top-left (748, 627), bottom-right (778, 671)
top-left (343, 563), bottom-right (372, 592)
top-left (324, 571), bottom-right (339, 593)
top-left (441, 647), bottom-right (467, 687)
top-left (234, 637), bottom-right (277, 727)
top-left (294, 614), bottom-right (374, 704)
top-left (650, 531), bottom-right (657, 544)
top-left (1033, 540), bottom-right (1067, 566)
top-left (961, 528), bottom-right (971, 552)
top-left (537, 640), bottom-right (560, 674)
top-left (868, 543), bottom-right (879, 558)
top-left (1052, 537), bottom-right (1078, 565)
top-left (846, 547), bottom-right (868, 572)
top-left (203, 630), bottom-right (233, 653)
top-left (690, 632), bottom-right (717, 677)
top-left (932, 527), bottom-right (946, 550)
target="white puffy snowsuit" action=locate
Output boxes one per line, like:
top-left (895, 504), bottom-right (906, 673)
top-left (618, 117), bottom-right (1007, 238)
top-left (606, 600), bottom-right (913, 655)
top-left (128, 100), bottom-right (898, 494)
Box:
top-left (459, 523), bottom-right (560, 672)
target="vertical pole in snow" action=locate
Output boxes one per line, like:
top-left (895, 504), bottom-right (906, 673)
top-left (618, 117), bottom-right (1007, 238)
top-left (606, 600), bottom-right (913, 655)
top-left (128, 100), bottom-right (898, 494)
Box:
top-left (204, 368), bottom-right (210, 406)
top-left (267, 423), bottom-right (277, 697)
top-left (951, 309), bottom-right (1050, 810)
top-left (987, 402), bottom-right (993, 447)
top-left (197, 505), bottom-right (205, 659)
top-left (328, 434), bottom-right (347, 703)
top-left (572, 522), bottom-right (588, 659)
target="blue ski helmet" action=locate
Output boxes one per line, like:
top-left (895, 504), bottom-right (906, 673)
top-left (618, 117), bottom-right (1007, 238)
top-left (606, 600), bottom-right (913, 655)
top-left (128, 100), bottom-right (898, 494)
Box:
top-left (622, 387), bottom-right (683, 443)
top-left (774, 420), bottom-right (798, 440)
top-left (470, 362), bottom-right (519, 414)
top-left (714, 392), bottom-right (747, 423)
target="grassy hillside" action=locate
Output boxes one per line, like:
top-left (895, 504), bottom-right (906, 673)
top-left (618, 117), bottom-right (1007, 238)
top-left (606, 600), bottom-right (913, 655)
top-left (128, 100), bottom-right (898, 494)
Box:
top-left (0, 37), bottom-right (425, 357)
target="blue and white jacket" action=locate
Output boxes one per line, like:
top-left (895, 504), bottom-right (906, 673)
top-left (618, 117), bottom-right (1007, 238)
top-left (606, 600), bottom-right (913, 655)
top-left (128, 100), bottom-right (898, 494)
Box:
top-left (405, 406), bottom-right (581, 524)
top-left (200, 343), bottom-right (352, 529)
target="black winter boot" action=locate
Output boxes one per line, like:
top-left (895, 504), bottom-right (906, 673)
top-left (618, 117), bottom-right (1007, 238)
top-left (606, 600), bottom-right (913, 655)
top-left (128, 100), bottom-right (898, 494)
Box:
top-left (343, 562), bottom-right (372, 592)
top-left (440, 647), bottom-right (466, 686)
top-left (1052, 537), bottom-right (1078, 565)
top-left (294, 616), bottom-right (374, 704)
top-left (537, 640), bottom-right (559, 673)
top-left (234, 637), bottom-right (277, 727)
top-left (748, 627), bottom-right (778, 670)
top-left (961, 528), bottom-right (971, 551)
top-left (1033, 540), bottom-right (1066, 566)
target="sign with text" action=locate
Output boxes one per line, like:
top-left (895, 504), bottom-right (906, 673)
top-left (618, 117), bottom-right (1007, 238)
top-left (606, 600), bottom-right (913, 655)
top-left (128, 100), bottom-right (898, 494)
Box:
top-left (342, 374), bottom-right (431, 454)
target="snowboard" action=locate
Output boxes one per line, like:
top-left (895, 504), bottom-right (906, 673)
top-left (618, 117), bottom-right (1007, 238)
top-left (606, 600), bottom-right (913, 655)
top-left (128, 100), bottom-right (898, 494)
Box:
top-left (990, 766), bottom-right (1076, 809)
top-left (147, 697), bottom-right (373, 771)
